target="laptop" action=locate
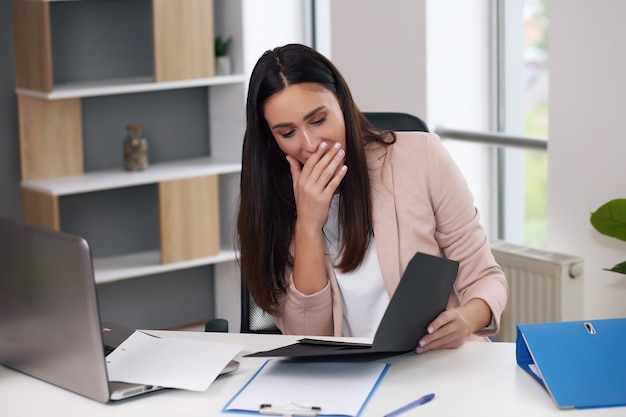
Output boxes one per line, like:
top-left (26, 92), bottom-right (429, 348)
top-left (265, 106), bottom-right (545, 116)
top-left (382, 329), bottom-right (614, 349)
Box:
top-left (0, 218), bottom-right (238, 403)
top-left (246, 251), bottom-right (459, 359)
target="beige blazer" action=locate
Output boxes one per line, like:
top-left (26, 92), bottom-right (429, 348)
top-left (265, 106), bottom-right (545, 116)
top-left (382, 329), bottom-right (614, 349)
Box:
top-left (274, 132), bottom-right (509, 340)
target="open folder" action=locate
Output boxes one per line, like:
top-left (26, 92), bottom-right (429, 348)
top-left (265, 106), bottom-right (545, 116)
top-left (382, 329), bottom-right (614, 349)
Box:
top-left (516, 318), bottom-right (626, 410)
top-left (246, 252), bottom-right (459, 360)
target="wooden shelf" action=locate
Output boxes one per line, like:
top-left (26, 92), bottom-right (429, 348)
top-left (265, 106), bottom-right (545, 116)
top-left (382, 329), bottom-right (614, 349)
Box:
top-left (93, 249), bottom-right (238, 284)
top-left (13, 0), bottom-right (245, 318)
top-left (16, 74), bottom-right (246, 100)
top-left (20, 156), bottom-right (241, 196)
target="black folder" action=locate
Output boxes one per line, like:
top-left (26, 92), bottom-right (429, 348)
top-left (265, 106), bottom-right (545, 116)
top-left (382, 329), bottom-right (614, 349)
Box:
top-left (246, 252), bottom-right (459, 359)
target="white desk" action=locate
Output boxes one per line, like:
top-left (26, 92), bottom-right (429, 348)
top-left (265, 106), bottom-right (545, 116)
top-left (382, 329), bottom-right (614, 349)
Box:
top-left (1, 331), bottom-right (622, 417)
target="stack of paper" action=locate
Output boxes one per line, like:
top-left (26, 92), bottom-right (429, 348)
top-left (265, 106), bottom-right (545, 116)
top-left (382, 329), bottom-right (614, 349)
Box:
top-left (106, 331), bottom-right (244, 391)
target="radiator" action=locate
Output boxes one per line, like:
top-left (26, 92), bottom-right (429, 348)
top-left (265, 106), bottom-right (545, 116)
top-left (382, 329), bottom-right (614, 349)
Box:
top-left (490, 240), bottom-right (584, 342)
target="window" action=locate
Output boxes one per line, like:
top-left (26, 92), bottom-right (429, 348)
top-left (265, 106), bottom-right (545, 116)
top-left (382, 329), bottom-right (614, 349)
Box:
top-left (310, 1), bottom-right (550, 248)
top-left (498, 0), bottom-right (549, 248)
top-left (522, 0), bottom-right (548, 248)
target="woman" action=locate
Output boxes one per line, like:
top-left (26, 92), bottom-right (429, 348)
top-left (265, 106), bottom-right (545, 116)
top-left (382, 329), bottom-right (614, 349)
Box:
top-left (237, 44), bottom-right (508, 353)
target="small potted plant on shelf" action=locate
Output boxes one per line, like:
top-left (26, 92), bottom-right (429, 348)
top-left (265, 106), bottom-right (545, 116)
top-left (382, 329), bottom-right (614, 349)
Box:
top-left (590, 198), bottom-right (626, 274)
top-left (215, 36), bottom-right (232, 76)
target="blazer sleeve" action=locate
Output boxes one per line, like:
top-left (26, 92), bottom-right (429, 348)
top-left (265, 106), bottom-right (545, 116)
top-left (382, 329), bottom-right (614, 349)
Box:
top-left (424, 134), bottom-right (509, 336)
top-left (272, 258), bottom-right (338, 336)
top-left (383, 133), bottom-right (508, 337)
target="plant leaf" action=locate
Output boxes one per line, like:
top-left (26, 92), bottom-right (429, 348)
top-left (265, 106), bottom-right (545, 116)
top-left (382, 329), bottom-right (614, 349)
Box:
top-left (214, 36), bottom-right (232, 57)
top-left (603, 261), bottom-right (626, 275)
top-left (590, 198), bottom-right (626, 242)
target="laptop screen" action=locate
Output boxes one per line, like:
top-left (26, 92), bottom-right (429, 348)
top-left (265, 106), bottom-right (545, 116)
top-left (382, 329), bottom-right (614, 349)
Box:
top-left (0, 219), bottom-right (111, 403)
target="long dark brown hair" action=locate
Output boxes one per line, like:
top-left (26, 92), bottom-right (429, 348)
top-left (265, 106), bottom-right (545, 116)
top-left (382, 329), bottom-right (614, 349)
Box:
top-left (237, 44), bottom-right (395, 314)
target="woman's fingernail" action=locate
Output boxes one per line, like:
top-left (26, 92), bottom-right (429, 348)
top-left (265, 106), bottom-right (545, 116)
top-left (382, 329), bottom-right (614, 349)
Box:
top-left (420, 340), bottom-right (426, 347)
top-left (320, 142), bottom-right (328, 149)
top-left (416, 347), bottom-right (423, 354)
top-left (338, 149), bottom-right (345, 157)
top-left (427, 326), bottom-right (434, 334)
top-left (334, 142), bottom-right (341, 149)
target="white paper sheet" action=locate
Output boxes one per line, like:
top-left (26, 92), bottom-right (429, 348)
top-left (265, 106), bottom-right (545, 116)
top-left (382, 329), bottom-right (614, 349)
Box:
top-left (106, 331), bottom-right (243, 391)
top-left (528, 363), bottom-right (544, 380)
top-left (224, 360), bottom-right (390, 416)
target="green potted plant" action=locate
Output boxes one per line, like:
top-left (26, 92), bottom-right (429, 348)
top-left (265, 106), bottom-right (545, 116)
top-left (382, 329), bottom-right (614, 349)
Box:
top-left (590, 198), bottom-right (626, 274)
top-left (215, 36), bottom-right (232, 76)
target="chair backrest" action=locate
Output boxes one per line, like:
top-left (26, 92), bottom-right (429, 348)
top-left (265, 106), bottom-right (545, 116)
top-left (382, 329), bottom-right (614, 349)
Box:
top-left (240, 284), bottom-right (281, 333)
top-left (362, 112), bottom-right (429, 132)
top-left (240, 111), bottom-right (428, 333)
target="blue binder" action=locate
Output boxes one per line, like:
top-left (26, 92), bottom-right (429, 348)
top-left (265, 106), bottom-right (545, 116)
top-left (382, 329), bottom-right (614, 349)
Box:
top-left (516, 318), bottom-right (626, 409)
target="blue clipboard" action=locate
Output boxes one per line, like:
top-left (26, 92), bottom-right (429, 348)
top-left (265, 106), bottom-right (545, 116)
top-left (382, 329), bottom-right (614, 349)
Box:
top-left (516, 318), bottom-right (626, 409)
top-left (222, 360), bottom-right (390, 416)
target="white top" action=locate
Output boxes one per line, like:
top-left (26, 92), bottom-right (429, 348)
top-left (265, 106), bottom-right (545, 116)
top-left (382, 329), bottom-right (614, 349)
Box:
top-left (323, 195), bottom-right (389, 338)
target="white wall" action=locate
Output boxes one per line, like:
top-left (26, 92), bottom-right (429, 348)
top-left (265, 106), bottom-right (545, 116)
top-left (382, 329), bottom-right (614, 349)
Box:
top-left (425, 0), bottom-right (493, 234)
top-left (548, 0), bottom-right (626, 319)
top-left (217, 0), bottom-right (311, 330)
top-left (228, 0), bottom-right (626, 323)
top-left (328, 0), bottom-right (626, 319)
top-left (328, 0), bottom-right (494, 235)
top-left (329, 0), bottom-right (427, 117)
top-left (242, 0), bottom-right (311, 79)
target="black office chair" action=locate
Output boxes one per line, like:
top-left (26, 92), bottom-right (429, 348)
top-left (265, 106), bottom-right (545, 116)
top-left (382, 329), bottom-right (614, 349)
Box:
top-left (204, 281), bottom-right (281, 333)
top-left (363, 111), bottom-right (429, 133)
top-left (205, 112), bottom-right (429, 334)
top-left (239, 283), bottom-right (282, 333)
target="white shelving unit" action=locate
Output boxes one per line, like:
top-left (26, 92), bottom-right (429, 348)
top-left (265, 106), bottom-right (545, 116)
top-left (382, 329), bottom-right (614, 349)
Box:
top-left (13, 0), bottom-right (246, 309)
top-left (21, 156), bottom-right (241, 196)
top-left (92, 249), bottom-right (238, 284)
top-left (16, 74), bottom-right (246, 100)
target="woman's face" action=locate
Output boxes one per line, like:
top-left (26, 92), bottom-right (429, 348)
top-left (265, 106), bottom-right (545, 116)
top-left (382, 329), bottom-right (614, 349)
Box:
top-left (263, 83), bottom-right (346, 166)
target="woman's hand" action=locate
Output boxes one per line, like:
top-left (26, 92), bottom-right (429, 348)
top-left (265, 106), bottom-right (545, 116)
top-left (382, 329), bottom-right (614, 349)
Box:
top-left (415, 298), bottom-right (492, 353)
top-left (288, 141), bottom-right (347, 296)
top-left (286, 142), bottom-right (347, 232)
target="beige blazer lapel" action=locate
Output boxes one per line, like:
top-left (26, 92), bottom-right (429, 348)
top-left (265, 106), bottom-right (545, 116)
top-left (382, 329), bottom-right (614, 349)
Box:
top-left (366, 143), bottom-right (401, 296)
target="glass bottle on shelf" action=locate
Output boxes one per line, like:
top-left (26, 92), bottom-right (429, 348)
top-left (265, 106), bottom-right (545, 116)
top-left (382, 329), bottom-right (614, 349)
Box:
top-left (123, 124), bottom-right (148, 171)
